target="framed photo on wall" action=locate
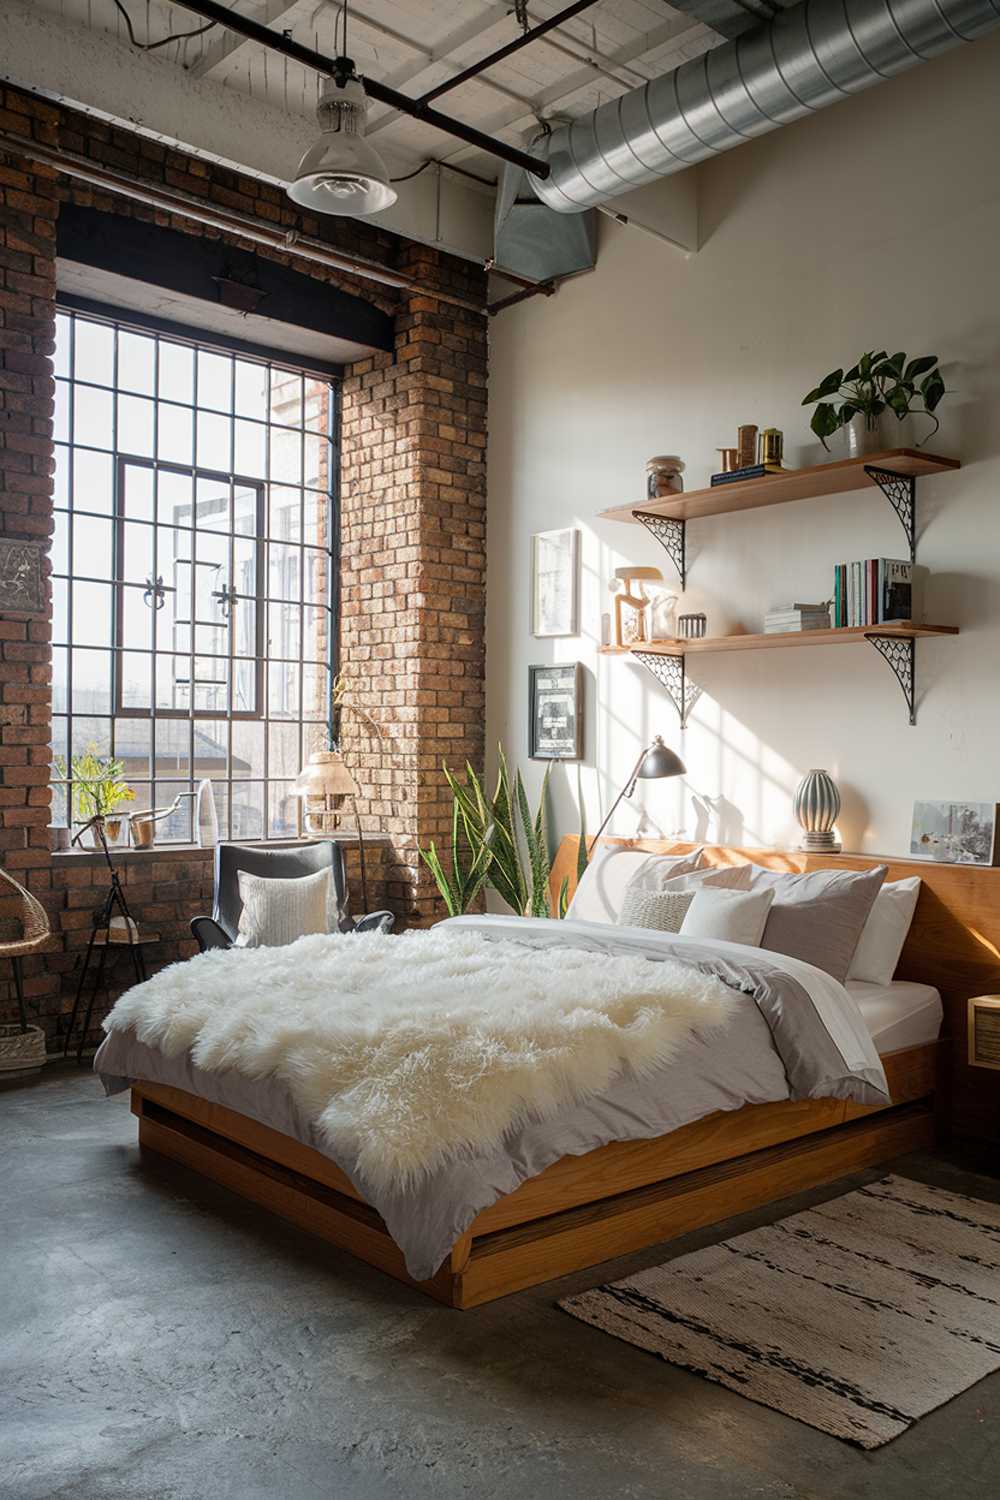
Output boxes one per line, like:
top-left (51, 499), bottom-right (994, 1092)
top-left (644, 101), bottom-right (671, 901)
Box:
top-left (531, 528), bottom-right (579, 637)
top-left (529, 662), bottom-right (583, 760)
top-left (910, 800), bottom-right (1000, 865)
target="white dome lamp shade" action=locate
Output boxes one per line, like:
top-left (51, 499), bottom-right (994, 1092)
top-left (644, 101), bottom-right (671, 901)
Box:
top-left (288, 63), bottom-right (397, 217)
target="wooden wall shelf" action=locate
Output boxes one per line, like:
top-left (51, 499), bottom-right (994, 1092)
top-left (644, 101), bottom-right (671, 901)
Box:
top-left (601, 450), bottom-right (960, 525)
top-left (600, 623), bottom-right (958, 728)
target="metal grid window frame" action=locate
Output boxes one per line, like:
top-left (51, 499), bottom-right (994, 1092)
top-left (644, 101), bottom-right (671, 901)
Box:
top-left (50, 305), bottom-right (340, 846)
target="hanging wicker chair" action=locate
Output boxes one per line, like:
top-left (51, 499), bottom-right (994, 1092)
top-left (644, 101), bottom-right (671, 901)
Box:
top-left (0, 866), bottom-right (50, 1074)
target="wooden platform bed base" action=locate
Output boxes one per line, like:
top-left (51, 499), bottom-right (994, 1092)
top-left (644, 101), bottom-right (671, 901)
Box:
top-left (131, 1040), bottom-right (936, 1310)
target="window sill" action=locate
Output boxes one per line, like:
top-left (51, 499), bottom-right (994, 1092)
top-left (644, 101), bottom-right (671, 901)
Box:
top-left (52, 834), bottom-right (393, 864)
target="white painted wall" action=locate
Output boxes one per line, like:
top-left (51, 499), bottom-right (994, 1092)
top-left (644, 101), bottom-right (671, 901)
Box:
top-left (487, 35), bottom-right (1000, 859)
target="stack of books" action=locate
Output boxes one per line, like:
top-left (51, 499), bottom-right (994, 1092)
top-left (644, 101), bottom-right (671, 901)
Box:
top-left (710, 463), bottom-right (770, 486)
top-left (833, 559), bottom-right (914, 628)
top-left (764, 603), bottom-right (831, 634)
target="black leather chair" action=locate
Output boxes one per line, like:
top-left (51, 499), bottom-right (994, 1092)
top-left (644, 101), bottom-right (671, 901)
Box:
top-left (190, 841), bottom-right (395, 952)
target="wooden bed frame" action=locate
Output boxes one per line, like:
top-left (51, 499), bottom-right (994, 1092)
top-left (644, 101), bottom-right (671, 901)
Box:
top-left (131, 840), bottom-right (1000, 1309)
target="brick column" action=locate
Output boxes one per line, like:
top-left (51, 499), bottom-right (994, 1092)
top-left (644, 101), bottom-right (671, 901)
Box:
top-left (340, 245), bottom-right (487, 923)
top-left (0, 89), bottom-right (61, 1023)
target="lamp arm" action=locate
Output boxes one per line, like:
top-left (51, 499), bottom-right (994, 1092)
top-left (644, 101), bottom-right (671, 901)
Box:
top-left (589, 746), bottom-right (649, 854)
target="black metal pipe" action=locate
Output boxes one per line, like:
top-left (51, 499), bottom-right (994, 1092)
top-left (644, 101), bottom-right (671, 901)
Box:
top-left (417, 0), bottom-right (602, 107)
top-left (169, 0), bottom-right (550, 179)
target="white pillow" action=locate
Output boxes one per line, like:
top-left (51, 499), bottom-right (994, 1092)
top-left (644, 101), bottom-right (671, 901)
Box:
top-left (235, 866), bottom-right (332, 948)
top-left (680, 886), bottom-right (775, 946)
top-left (567, 845), bottom-right (704, 925)
top-left (617, 887), bottom-right (695, 932)
top-left (847, 877), bottom-right (921, 985)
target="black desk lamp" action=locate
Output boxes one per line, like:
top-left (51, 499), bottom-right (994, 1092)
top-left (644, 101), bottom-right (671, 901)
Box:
top-left (590, 736), bottom-right (686, 853)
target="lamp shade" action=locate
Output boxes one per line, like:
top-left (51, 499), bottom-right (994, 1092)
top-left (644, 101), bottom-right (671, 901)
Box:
top-left (293, 749), bottom-right (358, 799)
top-left (636, 736), bottom-right (686, 780)
top-left (287, 73), bottom-right (397, 217)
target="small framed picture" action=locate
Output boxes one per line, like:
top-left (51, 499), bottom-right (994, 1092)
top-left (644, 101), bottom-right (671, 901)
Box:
top-left (529, 663), bottom-right (583, 761)
top-left (531, 528), bottom-right (579, 638)
top-left (910, 800), bottom-right (999, 866)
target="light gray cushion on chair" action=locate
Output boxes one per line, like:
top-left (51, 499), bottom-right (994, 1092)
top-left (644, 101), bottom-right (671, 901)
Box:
top-left (750, 865), bottom-right (888, 983)
top-left (235, 866), bottom-right (332, 948)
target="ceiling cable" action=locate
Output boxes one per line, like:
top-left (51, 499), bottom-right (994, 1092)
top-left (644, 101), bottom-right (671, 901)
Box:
top-left (111, 0), bottom-right (215, 50)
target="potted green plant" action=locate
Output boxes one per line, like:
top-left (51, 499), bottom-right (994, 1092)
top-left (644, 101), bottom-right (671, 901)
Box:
top-left (55, 746), bottom-right (135, 846)
top-left (802, 350), bottom-right (946, 456)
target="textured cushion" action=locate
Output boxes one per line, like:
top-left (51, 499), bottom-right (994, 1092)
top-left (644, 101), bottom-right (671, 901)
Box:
top-left (617, 887), bottom-right (695, 932)
top-left (847, 877), bottom-right (922, 985)
top-left (567, 846), bottom-right (704, 925)
top-left (679, 886), bottom-right (776, 946)
top-left (235, 866), bottom-right (332, 948)
top-left (750, 865), bottom-right (888, 983)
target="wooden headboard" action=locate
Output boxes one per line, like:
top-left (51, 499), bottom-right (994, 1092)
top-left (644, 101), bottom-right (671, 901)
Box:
top-left (550, 836), bottom-right (1000, 1142)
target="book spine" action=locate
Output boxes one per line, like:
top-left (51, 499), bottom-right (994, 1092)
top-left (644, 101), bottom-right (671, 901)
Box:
top-left (709, 464), bottom-right (769, 486)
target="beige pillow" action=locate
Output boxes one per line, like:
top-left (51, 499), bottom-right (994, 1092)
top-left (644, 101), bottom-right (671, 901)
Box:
top-left (235, 866), bottom-right (332, 948)
top-left (617, 887), bottom-right (695, 932)
top-left (750, 865), bottom-right (888, 983)
top-left (567, 845), bottom-right (705, 924)
top-left (679, 886), bottom-right (775, 947)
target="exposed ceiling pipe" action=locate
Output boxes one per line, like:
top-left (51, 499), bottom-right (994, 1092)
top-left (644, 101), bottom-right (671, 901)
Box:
top-left (168, 0), bottom-right (550, 179)
top-left (417, 0), bottom-right (606, 107)
top-left (0, 131), bottom-right (487, 315)
top-left (529, 0), bottom-right (1000, 212)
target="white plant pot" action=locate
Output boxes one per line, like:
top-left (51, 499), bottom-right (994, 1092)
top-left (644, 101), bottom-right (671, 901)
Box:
top-left (845, 412), bottom-right (888, 459)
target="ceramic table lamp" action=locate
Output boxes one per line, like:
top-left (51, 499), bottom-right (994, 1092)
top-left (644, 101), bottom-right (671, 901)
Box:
top-left (794, 769), bottom-right (841, 852)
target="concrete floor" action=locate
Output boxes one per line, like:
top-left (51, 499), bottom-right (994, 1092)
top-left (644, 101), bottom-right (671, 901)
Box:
top-left (2, 1069), bottom-right (999, 1500)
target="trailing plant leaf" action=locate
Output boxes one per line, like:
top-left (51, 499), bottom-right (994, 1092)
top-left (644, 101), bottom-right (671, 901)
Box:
top-left (802, 349), bottom-right (948, 450)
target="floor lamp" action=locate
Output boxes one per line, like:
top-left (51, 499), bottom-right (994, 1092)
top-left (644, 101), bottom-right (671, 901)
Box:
top-left (590, 736), bottom-right (686, 854)
top-left (292, 749), bottom-right (369, 913)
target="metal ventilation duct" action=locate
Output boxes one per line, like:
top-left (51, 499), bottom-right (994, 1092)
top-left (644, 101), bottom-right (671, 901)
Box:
top-left (530, 0), bottom-right (1000, 212)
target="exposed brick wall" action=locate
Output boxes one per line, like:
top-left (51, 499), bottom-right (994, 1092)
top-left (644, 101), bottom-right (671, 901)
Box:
top-left (0, 85), bottom-right (487, 1048)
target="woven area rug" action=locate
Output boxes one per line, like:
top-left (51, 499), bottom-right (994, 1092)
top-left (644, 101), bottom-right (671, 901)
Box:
top-left (560, 1175), bottom-right (1000, 1448)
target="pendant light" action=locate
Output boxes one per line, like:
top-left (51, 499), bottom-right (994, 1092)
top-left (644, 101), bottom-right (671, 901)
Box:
top-left (288, 5), bottom-right (396, 219)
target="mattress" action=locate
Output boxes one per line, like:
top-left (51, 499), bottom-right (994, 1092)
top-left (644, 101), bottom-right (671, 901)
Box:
top-left (846, 979), bottom-right (943, 1054)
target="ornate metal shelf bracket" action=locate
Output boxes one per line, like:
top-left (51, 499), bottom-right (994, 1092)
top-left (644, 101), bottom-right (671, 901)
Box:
top-left (864, 466), bottom-right (916, 563)
top-left (866, 633), bottom-right (916, 725)
top-left (632, 650), bottom-right (699, 729)
top-left (633, 511), bottom-right (686, 590)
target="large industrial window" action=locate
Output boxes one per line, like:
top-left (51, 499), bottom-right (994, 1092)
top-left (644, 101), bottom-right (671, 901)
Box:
top-left (50, 307), bottom-right (338, 844)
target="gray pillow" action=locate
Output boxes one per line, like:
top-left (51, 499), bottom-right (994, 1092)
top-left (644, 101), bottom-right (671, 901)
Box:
top-left (750, 865), bottom-right (888, 983)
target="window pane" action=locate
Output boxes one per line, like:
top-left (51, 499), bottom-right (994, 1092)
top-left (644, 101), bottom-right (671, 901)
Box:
top-left (121, 584), bottom-right (154, 654)
top-left (74, 386), bottom-right (114, 450)
top-left (192, 719), bottom-right (227, 780)
top-left (121, 524), bottom-right (155, 587)
top-left (72, 581), bottom-right (112, 648)
top-left (72, 647), bottom-right (112, 714)
top-left (230, 780), bottom-right (263, 840)
top-left (304, 549), bottom-right (329, 610)
top-left (73, 449), bottom-right (114, 516)
top-left (269, 426), bottom-right (301, 485)
top-left (235, 360), bottom-right (268, 421)
top-left (51, 507), bottom-right (68, 570)
top-left (55, 313), bottom-right (71, 378)
top-left (73, 514), bottom-right (113, 580)
top-left (268, 660), bottom-right (297, 719)
top-left (157, 402), bottom-right (193, 466)
top-left (155, 719), bottom-right (191, 778)
top-left (304, 433), bottom-right (328, 491)
top-left (197, 350), bottom-right (232, 412)
top-left (303, 378), bottom-right (328, 434)
top-left (116, 717), bottom-right (151, 783)
top-left (118, 331), bottom-right (155, 395)
top-left (121, 463), bottom-right (154, 522)
top-left (159, 341), bottom-right (194, 404)
top-left (267, 721), bottom-right (300, 779)
top-left (303, 490), bottom-right (329, 544)
top-left (193, 657), bottom-right (228, 714)
top-left (74, 319), bottom-right (114, 386)
top-left (152, 784), bottom-right (193, 843)
top-left (268, 781), bottom-right (297, 838)
top-left (269, 486), bottom-right (301, 542)
top-left (232, 658), bottom-right (257, 715)
top-left (231, 720), bottom-right (263, 779)
top-left (54, 380), bottom-right (70, 442)
top-left (52, 578), bottom-right (68, 645)
top-left (118, 394), bottom-right (155, 458)
top-left (303, 606), bottom-right (328, 663)
top-left (71, 716), bottom-right (112, 760)
top-left (303, 663), bottom-right (330, 723)
top-left (53, 445), bottom-right (69, 510)
top-left (197, 409), bottom-right (231, 471)
top-left (233, 484), bottom-right (259, 539)
top-left (120, 651), bottom-right (152, 710)
top-left (195, 478), bottom-right (230, 534)
top-left (268, 542), bottom-right (300, 601)
top-left (156, 654), bottom-right (190, 713)
top-left (270, 371), bottom-right (302, 427)
top-left (268, 600), bottom-right (300, 661)
top-left (52, 646), bottom-right (68, 715)
top-left (158, 469), bottom-right (193, 527)
top-left (234, 418), bottom-right (266, 478)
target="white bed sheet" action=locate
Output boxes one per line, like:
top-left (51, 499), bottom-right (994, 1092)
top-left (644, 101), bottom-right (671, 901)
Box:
top-left (846, 979), bottom-right (942, 1054)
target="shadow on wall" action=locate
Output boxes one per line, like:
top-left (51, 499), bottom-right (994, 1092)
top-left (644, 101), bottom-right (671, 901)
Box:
top-left (835, 782), bottom-right (871, 854)
top-left (690, 794), bottom-right (745, 846)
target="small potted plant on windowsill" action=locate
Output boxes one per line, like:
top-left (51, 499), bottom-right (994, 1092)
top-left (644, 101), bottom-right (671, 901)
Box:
top-left (55, 746), bottom-right (136, 847)
top-left (802, 350), bottom-right (946, 457)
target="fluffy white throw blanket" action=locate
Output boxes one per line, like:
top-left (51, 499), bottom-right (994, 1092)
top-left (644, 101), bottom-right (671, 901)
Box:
top-left (105, 927), bottom-right (736, 1191)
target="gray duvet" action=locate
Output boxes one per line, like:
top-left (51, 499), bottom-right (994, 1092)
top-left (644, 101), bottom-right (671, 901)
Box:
top-left (95, 915), bottom-right (889, 1281)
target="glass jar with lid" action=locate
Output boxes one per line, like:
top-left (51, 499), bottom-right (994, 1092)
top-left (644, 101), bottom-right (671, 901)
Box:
top-left (645, 455), bottom-right (685, 500)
